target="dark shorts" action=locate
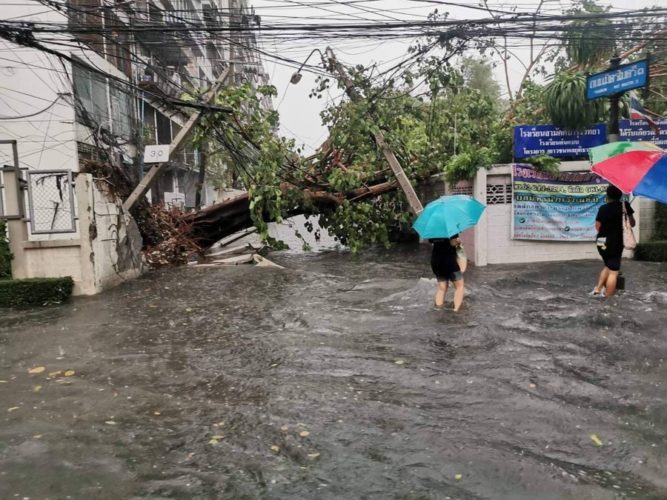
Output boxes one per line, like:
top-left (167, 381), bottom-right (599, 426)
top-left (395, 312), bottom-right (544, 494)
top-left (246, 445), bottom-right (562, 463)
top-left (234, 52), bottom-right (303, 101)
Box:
top-left (435, 270), bottom-right (463, 283)
top-left (598, 247), bottom-right (621, 271)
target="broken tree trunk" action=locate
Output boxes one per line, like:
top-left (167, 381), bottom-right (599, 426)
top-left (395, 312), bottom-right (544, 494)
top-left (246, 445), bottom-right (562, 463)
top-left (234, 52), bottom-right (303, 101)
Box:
top-left (184, 178), bottom-right (399, 249)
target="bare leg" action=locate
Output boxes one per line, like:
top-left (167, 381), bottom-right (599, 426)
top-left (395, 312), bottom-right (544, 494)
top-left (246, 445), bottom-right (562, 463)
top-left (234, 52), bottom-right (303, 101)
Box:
top-left (457, 245), bottom-right (467, 273)
top-left (605, 270), bottom-right (619, 297)
top-left (452, 279), bottom-right (464, 312)
top-left (594, 267), bottom-right (609, 293)
top-left (435, 280), bottom-right (449, 307)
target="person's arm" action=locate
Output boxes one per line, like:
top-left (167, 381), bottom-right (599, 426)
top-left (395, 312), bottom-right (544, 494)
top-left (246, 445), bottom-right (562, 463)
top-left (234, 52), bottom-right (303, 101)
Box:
top-left (595, 207), bottom-right (602, 233)
top-left (625, 202), bottom-right (636, 227)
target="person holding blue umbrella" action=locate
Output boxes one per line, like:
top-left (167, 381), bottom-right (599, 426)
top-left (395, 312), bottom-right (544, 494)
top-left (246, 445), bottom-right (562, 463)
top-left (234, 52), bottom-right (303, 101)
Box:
top-left (413, 195), bottom-right (486, 312)
top-left (429, 234), bottom-right (465, 311)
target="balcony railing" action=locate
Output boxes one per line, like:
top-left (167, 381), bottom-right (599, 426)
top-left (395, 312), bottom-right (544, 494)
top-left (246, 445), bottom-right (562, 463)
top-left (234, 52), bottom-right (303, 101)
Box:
top-left (138, 69), bottom-right (182, 98)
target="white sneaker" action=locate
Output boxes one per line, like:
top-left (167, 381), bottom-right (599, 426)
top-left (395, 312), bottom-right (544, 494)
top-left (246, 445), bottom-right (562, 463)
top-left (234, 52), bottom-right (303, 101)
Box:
top-left (589, 289), bottom-right (606, 297)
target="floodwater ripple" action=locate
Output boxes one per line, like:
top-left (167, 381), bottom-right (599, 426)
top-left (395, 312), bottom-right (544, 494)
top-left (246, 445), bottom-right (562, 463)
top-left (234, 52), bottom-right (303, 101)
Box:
top-left (1, 247), bottom-right (666, 499)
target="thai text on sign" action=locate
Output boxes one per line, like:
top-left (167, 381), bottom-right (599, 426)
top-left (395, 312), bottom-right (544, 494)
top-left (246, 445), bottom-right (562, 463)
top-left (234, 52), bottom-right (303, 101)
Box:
top-left (512, 164), bottom-right (607, 241)
top-left (586, 59), bottom-right (649, 100)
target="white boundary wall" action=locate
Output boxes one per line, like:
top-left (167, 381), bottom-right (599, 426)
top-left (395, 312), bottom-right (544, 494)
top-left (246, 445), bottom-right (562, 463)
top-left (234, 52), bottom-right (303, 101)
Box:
top-left (6, 171), bottom-right (143, 295)
top-left (473, 162), bottom-right (655, 266)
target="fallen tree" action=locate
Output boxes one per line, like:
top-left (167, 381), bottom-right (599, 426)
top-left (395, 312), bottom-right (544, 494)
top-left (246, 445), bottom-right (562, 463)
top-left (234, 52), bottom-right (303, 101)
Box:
top-left (81, 41), bottom-right (504, 263)
top-left (185, 178), bottom-right (399, 249)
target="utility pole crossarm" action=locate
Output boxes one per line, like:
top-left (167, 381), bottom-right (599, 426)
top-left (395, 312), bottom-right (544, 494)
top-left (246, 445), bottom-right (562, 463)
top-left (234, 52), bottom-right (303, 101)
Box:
top-left (324, 48), bottom-right (423, 215)
top-left (123, 67), bottom-right (231, 212)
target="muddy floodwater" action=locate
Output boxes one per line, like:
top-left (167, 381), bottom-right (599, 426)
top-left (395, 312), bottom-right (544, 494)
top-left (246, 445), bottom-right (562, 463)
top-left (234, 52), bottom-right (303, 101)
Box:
top-left (1, 247), bottom-right (667, 499)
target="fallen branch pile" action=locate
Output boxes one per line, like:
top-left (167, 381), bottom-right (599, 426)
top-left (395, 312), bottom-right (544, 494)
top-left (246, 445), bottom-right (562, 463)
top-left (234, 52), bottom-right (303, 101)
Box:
top-left (143, 205), bottom-right (202, 267)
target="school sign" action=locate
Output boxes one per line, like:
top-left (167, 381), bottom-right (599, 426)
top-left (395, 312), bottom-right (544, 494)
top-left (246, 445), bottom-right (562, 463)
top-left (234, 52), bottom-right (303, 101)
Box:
top-left (513, 124), bottom-right (607, 159)
top-left (514, 120), bottom-right (666, 159)
top-left (619, 118), bottom-right (667, 148)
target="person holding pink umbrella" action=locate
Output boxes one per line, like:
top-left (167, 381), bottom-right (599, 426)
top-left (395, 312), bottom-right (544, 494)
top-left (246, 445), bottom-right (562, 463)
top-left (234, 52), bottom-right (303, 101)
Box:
top-left (591, 185), bottom-right (635, 298)
top-left (588, 140), bottom-right (667, 297)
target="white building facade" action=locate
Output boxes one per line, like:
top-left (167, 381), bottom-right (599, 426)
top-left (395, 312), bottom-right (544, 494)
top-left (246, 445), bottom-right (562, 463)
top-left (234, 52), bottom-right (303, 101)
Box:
top-left (0, 0), bottom-right (268, 293)
top-left (0, 0), bottom-right (268, 214)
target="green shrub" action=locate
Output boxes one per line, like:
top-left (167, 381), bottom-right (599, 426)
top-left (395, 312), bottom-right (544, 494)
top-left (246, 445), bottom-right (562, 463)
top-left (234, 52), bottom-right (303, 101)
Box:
top-left (654, 202), bottom-right (667, 240)
top-left (0, 277), bottom-right (74, 307)
top-left (0, 220), bottom-right (11, 279)
top-left (635, 241), bottom-right (667, 262)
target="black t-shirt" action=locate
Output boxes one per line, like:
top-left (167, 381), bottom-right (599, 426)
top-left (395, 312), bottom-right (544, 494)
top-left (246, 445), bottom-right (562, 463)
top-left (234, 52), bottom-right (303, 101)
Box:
top-left (430, 238), bottom-right (460, 275)
top-left (595, 201), bottom-right (634, 256)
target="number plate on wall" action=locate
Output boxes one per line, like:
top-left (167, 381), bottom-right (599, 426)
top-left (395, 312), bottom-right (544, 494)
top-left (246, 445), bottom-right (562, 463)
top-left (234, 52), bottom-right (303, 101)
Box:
top-left (143, 145), bottom-right (170, 164)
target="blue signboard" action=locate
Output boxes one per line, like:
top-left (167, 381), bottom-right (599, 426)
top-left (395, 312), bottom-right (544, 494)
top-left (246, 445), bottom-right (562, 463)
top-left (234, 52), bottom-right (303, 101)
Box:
top-left (513, 124), bottom-right (607, 159)
top-left (586, 59), bottom-right (649, 100)
top-left (619, 119), bottom-right (667, 147)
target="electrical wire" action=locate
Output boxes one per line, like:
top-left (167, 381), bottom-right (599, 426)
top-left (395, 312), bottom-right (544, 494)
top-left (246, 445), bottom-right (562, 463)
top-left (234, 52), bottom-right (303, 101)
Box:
top-left (0, 93), bottom-right (67, 119)
top-left (2, 0), bottom-right (667, 187)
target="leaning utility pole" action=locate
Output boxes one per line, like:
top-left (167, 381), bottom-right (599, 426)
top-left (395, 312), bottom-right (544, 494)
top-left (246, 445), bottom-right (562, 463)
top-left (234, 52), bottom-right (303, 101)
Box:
top-left (607, 54), bottom-right (622, 144)
top-left (324, 47), bottom-right (424, 215)
top-left (123, 67), bottom-right (231, 212)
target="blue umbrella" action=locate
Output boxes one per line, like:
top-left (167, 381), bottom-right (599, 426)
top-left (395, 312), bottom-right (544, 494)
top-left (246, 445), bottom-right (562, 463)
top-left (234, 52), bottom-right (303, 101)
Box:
top-left (412, 195), bottom-right (486, 239)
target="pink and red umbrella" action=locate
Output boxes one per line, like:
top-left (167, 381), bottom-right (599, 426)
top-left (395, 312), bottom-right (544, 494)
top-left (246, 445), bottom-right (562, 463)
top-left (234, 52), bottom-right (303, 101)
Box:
top-left (589, 141), bottom-right (667, 204)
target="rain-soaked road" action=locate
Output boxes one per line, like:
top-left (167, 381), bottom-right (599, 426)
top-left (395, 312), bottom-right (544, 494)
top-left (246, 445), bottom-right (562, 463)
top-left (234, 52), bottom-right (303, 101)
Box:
top-left (1, 246), bottom-right (667, 500)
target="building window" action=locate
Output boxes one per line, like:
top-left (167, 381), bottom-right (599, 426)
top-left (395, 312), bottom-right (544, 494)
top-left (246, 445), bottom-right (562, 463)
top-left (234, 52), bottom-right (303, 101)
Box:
top-left (142, 105), bottom-right (156, 144)
top-left (77, 142), bottom-right (106, 162)
top-left (156, 112), bottom-right (172, 145)
top-left (72, 61), bottom-right (110, 129)
top-left (67, 0), bottom-right (104, 53)
top-left (104, 11), bottom-right (132, 78)
top-left (109, 83), bottom-right (133, 139)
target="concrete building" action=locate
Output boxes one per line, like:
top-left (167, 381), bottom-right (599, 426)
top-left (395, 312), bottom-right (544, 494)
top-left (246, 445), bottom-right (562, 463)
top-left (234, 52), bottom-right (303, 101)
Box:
top-left (0, 0), bottom-right (269, 211)
top-left (0, 0), bottom-right (268, 294)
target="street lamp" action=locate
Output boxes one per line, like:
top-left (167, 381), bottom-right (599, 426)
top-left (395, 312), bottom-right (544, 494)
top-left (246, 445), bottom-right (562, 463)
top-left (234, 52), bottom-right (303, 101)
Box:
top-left (290, 48), bottom-right (325, 85)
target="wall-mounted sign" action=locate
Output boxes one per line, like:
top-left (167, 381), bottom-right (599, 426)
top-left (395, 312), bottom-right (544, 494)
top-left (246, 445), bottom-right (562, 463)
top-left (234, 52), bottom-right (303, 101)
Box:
top-left (143, 144), bottom-right (170, 164)
top-left (619, 119), bottom-right (667, 147)
top-left (512, 164), bottom-right (607, 241)
top-left (586, 59), bottom-right (649, 100)
top-left (513, 124), bottom-right (607, 159)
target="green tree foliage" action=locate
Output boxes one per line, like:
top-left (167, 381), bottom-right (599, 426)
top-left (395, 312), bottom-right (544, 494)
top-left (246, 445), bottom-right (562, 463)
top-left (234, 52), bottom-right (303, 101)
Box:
top-left (460, 56), bottom-right (501, 107)
top-left (538, 0), bottom-right (667, 128)
top-left (565, 0), bottom-right (615, 68)
top-left (191, 55), bottom-right (503, 252)
top-left (0, 221), bottom-right (12, 279)
top-left (187, 2), bottom-right (667, 252)
top-left (540, 0), bottom-right (615, 130)
top-left (544, 71), bottom-right (605, 130)
top-left (188, 83), bottom-right (301, 246)
top-left (311, 60), bottom-right (500, 249)
top-left (511, 81), bottom-right (549, 125)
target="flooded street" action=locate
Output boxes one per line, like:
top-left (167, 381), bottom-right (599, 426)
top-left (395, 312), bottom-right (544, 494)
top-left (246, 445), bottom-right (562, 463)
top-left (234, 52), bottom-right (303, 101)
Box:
top-left (1, 246), bottom-right (667, 499)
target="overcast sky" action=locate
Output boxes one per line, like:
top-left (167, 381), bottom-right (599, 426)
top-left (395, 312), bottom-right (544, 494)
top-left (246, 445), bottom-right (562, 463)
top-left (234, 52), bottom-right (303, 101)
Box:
top-left (251, 0), bottom-right (660, 153)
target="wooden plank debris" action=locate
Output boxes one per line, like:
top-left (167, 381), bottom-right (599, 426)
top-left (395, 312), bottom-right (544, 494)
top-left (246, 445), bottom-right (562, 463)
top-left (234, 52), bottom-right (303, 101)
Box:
top-left (211, 254), bottom-right (255, 265)
top-left (207, 245), bottom-right (250, 259)
top-left (253, 254), bottom-right (285, 269)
